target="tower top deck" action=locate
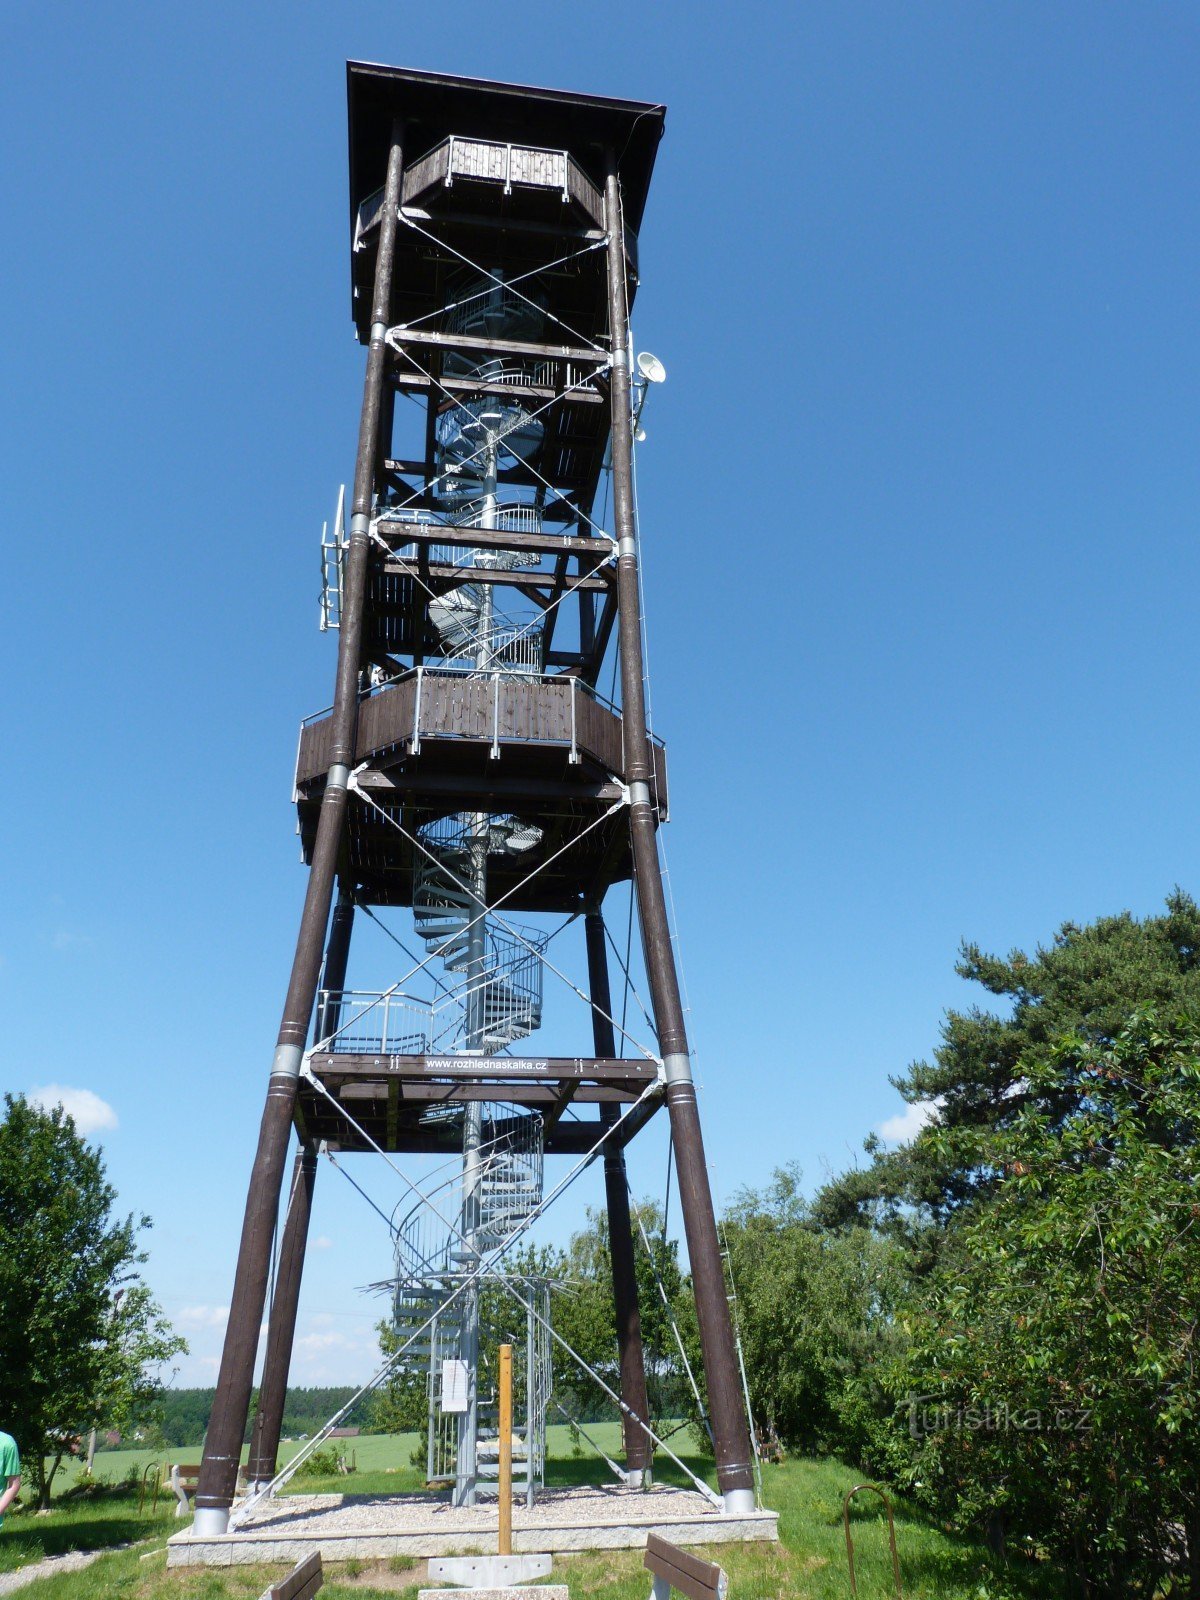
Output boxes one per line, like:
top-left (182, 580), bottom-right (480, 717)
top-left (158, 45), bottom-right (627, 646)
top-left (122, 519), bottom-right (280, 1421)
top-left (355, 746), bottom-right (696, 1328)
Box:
top-left (346, 61), bottom-right (666, 320)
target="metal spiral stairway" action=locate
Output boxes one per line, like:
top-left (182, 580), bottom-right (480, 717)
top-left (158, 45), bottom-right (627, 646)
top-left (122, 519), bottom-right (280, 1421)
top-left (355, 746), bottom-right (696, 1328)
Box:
top-left (390, 1120), bottom-right (548, 1499)
top-left (382, 268), bottom-right (562, 1506)
top-left (412, 816), bottom-right (546, 1054)
top-left (396, 273), bottom-right (551, 672)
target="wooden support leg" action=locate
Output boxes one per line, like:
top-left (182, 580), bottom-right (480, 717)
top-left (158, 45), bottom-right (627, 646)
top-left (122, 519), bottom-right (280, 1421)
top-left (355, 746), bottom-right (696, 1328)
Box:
top-left (585, 907), bottom-right (653, 1482)
top-left (604, 162), bottom-right (755, 1513)
top-left (245, 1144), bottom-right (318, 1485)
top-left (194, 121), bottom-right (406, 1535)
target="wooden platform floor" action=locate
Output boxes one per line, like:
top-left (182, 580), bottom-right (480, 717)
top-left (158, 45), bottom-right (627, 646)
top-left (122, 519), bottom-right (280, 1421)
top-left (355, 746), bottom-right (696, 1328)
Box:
top-left (166, 1485), bottom-right (778, 1567)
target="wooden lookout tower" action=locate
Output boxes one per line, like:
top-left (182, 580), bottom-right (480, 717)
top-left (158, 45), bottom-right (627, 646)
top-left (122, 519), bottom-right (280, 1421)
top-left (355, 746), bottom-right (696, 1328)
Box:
top-left (194, 62), bottom-right (757, 1533)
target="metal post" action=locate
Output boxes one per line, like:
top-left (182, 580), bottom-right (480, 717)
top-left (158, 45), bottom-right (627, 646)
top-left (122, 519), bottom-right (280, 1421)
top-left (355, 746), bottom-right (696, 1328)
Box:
top-left (314, 883), bottom-right (357, 1044)
top-left (584, 906), bottom-right (652, 1485)
top-left (454, 431), bottom-right (501, 1508)
top-left (603, 163), bottom-right (755, 1514)
top-left (498, 1342), bottom-right (513, 1555)
top-left (245, 1144), bottom-right (318, 1486)
top-left (195, 120), bottom-right (406, 1534)
top-left (525, 1291), bottom-right (536, 1509)
top-left (457, 1098), bottom-right (482, 1507)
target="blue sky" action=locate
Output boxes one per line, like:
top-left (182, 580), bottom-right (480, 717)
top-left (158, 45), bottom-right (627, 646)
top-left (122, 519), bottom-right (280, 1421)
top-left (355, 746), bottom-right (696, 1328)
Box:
top-left (4, 1), bottom-right (1200, 1386)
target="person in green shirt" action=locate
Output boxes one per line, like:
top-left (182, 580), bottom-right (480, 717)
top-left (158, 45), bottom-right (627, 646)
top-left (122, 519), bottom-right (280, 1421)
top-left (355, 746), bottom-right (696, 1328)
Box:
top-left (0, 1433), bottom-right (20, 1528)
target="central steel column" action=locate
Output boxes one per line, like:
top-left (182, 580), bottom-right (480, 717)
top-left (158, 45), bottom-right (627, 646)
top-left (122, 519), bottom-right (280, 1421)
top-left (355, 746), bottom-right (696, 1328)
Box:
top-left (585, 906), bottom-right (653, 1486)
top-left (603, 163), bottom-right (755, 1513)
top-left (195, 122), bottom-right (406, 1534)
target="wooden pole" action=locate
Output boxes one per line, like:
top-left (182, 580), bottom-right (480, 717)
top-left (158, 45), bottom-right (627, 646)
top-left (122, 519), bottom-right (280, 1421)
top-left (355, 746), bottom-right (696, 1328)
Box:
top-left (603, 160), bottom-right (755, 1514)
top-left (194, 119), bottom-right (406, 1534)
top-left (584, 906), bottom-right (652, 1482)
top-left (498, 1343), bottom-right (513, 1555)
top-left (245, 1144), bottom-right (318, 1484)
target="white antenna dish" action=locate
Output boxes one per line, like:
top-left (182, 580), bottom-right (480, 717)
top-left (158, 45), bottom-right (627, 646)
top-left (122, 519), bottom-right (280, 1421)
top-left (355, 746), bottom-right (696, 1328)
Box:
top-left (636, 351), bottom-right (667, 384)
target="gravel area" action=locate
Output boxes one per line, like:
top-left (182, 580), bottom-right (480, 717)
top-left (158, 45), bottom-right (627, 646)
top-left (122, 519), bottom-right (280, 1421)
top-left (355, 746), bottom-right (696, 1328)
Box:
top-left (236, 1484), bottom-right (721, 1535)
top-left (0, 1547), bottom-right (117, 1595)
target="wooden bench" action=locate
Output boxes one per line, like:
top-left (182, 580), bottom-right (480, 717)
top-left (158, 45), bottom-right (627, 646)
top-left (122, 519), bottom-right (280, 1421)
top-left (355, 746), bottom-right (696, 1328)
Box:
top-left (262, 1553), bottom-right (323, 1600)
top-left (169, 1465), bottom-right (200, 1517)
top-left (645, 1533), bottom-right (728, 1600)
top-left (170, 1462), bottom-right (255, 1516)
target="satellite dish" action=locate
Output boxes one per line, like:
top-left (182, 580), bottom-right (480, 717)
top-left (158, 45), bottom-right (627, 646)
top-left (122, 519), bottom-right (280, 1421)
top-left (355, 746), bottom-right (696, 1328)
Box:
top-left (636, 351), bottom-right (667, 384)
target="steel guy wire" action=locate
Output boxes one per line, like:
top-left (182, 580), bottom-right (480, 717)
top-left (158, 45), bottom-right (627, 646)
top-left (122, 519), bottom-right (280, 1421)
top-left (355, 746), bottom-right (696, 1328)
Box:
top-left (382, 338), bottom-right (617, 542)
top-left (292, 1069), bottom-right (719, 1507)
top-left (603, 915), bottom-right (657, 1043)
top-left (347, 783), bottom-right (660, 1063)
top-left (627, 1184), bottom-right (710, 1441)
top-left (311, 796), bottom-right (626, 1052)
top-left (397, 214), bottom-right (608, 350)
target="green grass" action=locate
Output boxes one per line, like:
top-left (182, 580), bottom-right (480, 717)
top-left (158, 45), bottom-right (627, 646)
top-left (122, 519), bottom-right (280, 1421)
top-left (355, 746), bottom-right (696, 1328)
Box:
top-left (70, 1421), bottom-right (632, 1492)
top-left (6, 1439), bottom-right (1071, 1598)
top-left (0, 1483), bottom-right (178, 1576)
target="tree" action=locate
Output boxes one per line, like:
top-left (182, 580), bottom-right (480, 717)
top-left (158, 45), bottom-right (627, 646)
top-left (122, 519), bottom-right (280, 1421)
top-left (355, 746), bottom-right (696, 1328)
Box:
top-left (0, 1095), bottom-right (185, 1506)
top-left (719, 1166), bottom-right (907, 1465)
top-left (886, 1010), bottom-right (1200, 1593)
top-left (553, 1202), bottom-right (691, 1429)
top-left (814, 890), bottom-right (1200, 1255)
top-left (371, 1319), bottom-right (431, 1438)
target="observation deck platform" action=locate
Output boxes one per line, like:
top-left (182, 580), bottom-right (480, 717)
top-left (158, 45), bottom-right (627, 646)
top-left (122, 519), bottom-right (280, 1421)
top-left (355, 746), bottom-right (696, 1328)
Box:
top-left (296, 1051), bottom-right (664, 1156)
top-left (294, 671), bottom-right (667, 914)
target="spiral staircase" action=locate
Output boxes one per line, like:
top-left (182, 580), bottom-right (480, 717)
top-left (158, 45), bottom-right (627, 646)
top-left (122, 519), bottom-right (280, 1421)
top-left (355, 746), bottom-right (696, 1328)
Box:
top-left (390, 1117), bottom-right (548, 1500)
top-left (384, 270), bottom-right (558, 1505)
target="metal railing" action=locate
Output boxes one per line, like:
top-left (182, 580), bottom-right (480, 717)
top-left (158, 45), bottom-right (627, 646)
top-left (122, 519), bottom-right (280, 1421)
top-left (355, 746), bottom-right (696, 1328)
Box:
top-left (314, 989), bottom-right (445, 1056)
top-left (295, 666), bottom-right (664, 798)
top-left (445, 135), bottom-right (570, 201)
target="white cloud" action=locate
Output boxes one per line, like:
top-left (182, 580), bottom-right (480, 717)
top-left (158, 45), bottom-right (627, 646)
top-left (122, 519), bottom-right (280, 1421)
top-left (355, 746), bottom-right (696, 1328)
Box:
top-left (28, 1084), bottom-right (118, 1135)
top-left (177, 1304), bottom-right (230, 1330)
top-left (312, 1236), bottom-right (333, 1251)
top-left (295, 1331), bottom-right (358, 1355)
top-left (876, 1099), bottom-right (939, 1144)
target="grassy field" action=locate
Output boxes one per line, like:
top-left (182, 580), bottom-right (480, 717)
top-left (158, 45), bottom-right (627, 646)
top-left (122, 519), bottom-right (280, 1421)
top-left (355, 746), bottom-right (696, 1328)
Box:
top-left (5, 1435), bottom-right (1070, 1598)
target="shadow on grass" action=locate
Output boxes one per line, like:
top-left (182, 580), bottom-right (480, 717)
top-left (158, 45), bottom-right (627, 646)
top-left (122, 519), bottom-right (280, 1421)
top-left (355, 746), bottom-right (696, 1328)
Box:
top-left (545, 1450), bottom-right (715, 1493)
top-left (0, 1510), bottom-right (165, 1573)
top-left (793, 1467), bottom-right (1070, 1600)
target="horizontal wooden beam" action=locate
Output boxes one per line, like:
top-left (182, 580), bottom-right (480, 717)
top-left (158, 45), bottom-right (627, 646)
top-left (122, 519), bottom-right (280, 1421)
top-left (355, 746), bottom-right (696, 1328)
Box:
top-left (336, 1081), bottom-right (641, 1106)
top-left (388, 326), bottom-right (606, 366)
top-left (354, 768), bottom-right (626, 805)
top-left (392, 371), bottom-right (605, 406)
top-left (381, 559), bottom-right (611, 593)
top-left (385, 459), bottom-right (588, 504)
top-left (309, 1053), bottom-right (659, 1083)
top-left (374, 518), bottom-right (609, 560)
top-left (400, 204), bottom-right (607, 246)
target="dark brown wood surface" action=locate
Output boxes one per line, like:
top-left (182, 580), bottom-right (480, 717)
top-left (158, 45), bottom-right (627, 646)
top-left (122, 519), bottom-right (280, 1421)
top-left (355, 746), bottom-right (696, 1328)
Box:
top-left (310, 1053), bottom-right (658, 1082)
top-left (296, 675), bottom-right (666, 812)
top-left (269, 1552), bottom-right (323, 1600)
top-left (644, 1533), bottom-right (726, 1600)
top-left (294, 1075), bottom-right (663, 1156)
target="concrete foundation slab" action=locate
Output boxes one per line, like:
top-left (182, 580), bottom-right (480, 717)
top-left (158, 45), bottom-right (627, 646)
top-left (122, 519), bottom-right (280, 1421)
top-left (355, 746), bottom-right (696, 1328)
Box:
top-left (429, 1554), bottom-right (553, 1586)
top-left (166, 1485), bottom-right (778, 1569)
top-left (418, 1590), bottom-right (567, 1600)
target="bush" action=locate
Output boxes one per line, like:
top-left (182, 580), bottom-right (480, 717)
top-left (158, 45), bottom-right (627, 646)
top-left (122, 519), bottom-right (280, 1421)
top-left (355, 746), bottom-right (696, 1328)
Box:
top-left (292, 1446), bottom-right (341, 1479)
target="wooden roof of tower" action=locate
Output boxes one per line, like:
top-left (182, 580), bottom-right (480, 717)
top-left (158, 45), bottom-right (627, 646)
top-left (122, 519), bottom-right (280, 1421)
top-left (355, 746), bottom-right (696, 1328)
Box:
top-left (346, 60), bottom-right (667, 337)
